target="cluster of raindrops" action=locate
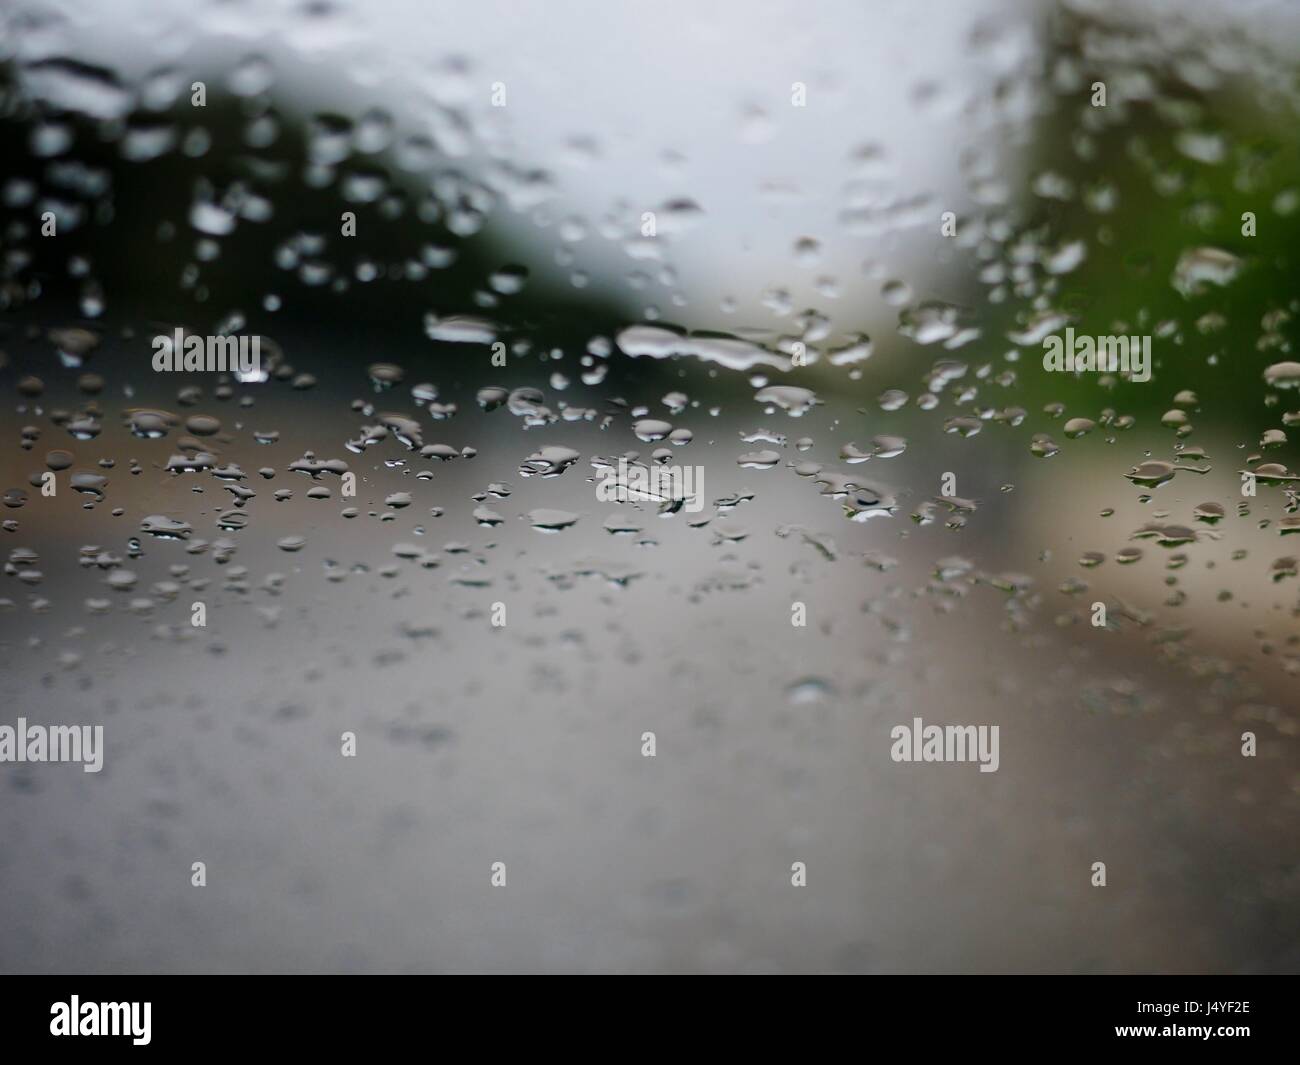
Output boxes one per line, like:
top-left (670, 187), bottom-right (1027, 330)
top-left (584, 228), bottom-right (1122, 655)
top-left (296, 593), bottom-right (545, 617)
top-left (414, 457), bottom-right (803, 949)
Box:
top-left (1, 3), bottom-right (1299, 708)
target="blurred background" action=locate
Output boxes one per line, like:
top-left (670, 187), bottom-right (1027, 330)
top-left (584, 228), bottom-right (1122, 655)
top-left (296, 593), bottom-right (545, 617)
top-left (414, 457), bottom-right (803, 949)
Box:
top-left (0, 0), bottom-right (1297, 972)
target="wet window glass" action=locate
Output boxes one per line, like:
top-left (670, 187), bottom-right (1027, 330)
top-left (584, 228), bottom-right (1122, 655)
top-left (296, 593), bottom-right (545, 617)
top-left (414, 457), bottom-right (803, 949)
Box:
top-left (0, 0), bottom-right (1297, 973)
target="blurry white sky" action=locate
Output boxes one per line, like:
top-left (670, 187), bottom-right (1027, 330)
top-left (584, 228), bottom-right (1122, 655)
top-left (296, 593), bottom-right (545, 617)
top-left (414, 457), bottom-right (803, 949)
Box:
top-left (5, 0), bottom-right (1037, 331)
